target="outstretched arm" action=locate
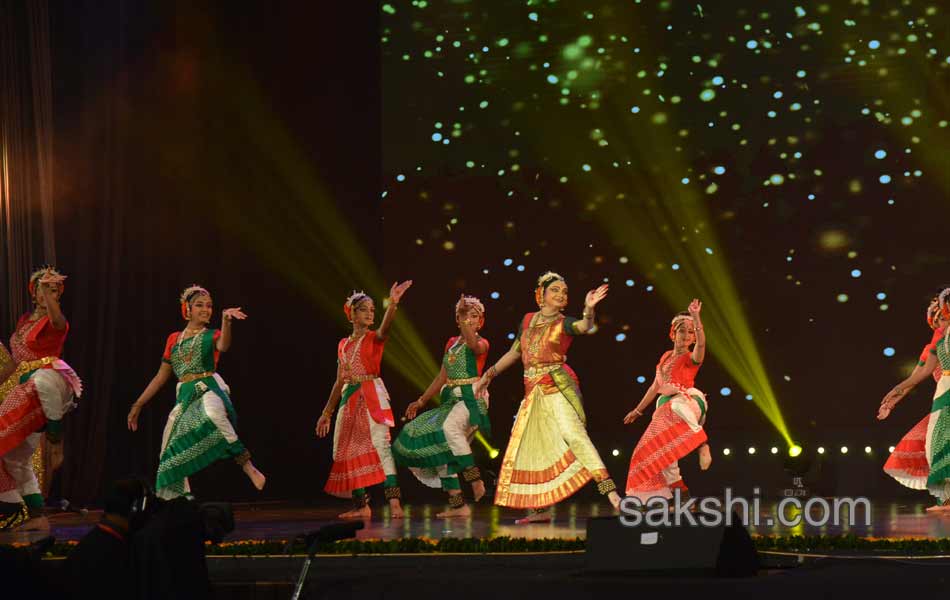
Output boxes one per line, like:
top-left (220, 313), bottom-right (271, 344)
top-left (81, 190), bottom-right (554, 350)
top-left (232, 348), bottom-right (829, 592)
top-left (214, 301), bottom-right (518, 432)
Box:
top-left (624, 381), bottom-right (659, 424)
top-left (216, 308), bottom-right (248, 352)
top-left (878, 352), bottom-right (938, 419)
top-left (406, 366), bottom-right (448, 420)
top-left (128, 363), bottom-right (174, 431)
top-left (377, 280), bottom-right (413, 341)
top-left (474, 344), bottom-right (521, 397)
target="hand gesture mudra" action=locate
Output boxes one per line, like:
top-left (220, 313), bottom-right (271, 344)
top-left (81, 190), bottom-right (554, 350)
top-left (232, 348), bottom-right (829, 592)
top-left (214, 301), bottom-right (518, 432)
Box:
top-left (404, 398), bottom-right (425, 421)
top-left (390, 280), bottom-right (413, 304)
top-left (585, 284), bottom-right (609, 309)
top-left (688, 298), bottom-right (702, 317)
top-left (877, 388), bottom-right (903, 420)
top-left (222, 307), bottom-right (248, 322)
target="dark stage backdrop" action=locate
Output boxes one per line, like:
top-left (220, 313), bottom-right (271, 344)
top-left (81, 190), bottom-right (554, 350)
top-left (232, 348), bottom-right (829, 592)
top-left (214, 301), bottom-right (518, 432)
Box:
top-left (5, 1), bottom-right (950, 507)
top-left (1, 0), bottom-right (382, 505)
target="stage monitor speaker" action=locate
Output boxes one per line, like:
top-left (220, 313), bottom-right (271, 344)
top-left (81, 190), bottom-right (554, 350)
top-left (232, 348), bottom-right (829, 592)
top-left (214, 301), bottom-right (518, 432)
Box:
top-left (585, 512), bottom-right (758, 577)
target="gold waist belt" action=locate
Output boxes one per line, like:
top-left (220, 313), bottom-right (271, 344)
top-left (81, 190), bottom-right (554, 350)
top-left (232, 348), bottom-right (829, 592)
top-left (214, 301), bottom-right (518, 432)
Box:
top-left (944, 370), bottom-right (950, 376)
top-left (446, 377), bottom-right (480, 386)
top-left (180, 371), bottom-right (215, 384)
top-left (523, 363), bottom-right (562, 379)
top-left (16, 356), bottom-right (58, 375)
top-left (343, 374), bottom-right (378, 385)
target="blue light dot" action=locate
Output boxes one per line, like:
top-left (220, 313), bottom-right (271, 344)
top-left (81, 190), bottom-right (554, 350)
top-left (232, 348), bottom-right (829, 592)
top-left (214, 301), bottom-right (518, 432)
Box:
top-left (681, 177), bottom-right (690, 184)
top-left (883, 347), bottom-right (896, 357)
top-left (773, 91), bottom-right (783, 99)
top-left (637, 376), bottom-right (646, 384)
top-left (868, 40), bottom-right (881, 50)
top-left (796, 70), bottom-right (806, 78)
top-left (745, 394), bottom-right (754, 401)
top-left (396, 174), bottom-right (406, 182)
top-left (630, 106), bottom-right (640, 113)
top-left (767, 110), bottom-right (777, 118)
top-left (547, 74), bottom-right (559, 84)
top-left (851, 269), bottom-right (862, 278)
top-left (720, 387), bottom-right (732, 396)
top-left (879, 174), bottom-right (891, 184)
top-left (874, 149), bottom-right (887, 159)
top-left (615, 333), bottom-right (627, 342)
top-left (503, 258), bottom-right (513, 266)
top-left (625, 279), bottom-right (635, 287)
top-left (582, 164), bottom-right (592, 172)
top-left (746, 40), bottom-right (758, 49)
top-left (705, 247), bottom-right (714, 255)
top-left (646, 285), bottom-right (654, 292)
top-left (489, 292), bottom-right (501, 301)
top-left (528, 12), bottom-right (538, 22)
top-left (876, 292), bottom-right (886, 300)
top-left (808, 194), bottom-right (815, 200)
top-left (713, 166), bottom-right (725, 175)
top-left (431, 132), bottom-right (443, 142)
top-left (712, 76), bottom-right (724, 85)
top-left (671, 263), bottom-right (680, 270)
top-left (507, 333), bottom-right (516, 340)
top-left (516, 265), bottom-right (525, 272)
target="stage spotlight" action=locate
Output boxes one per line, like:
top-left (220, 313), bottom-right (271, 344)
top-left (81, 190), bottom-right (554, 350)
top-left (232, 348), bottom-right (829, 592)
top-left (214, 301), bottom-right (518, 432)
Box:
top-left (817, 447), bottom-right (825, 454)
top-left (788, 444), bottom-right (803, 457)
top-left (770, 447), bottom-right (779, 455)
top-left (864, 446), bottom-right (872, 454)
top-left (611, 449), bottom-right (620, 457)
top-left (748, 447), bottom-right (756, 455)
top-left (723, 448), bottom-right (731, 456)
top-left (840, 446), bottom-right (848, 454)
top-left (888, 445), bottom-right (895, 453)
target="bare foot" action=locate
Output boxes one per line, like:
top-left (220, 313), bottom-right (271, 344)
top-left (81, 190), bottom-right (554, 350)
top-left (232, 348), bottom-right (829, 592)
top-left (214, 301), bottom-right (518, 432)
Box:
top-left (338, 506), bottom-right (371, 519)
top-left (14, 515), bottom-right (50, 533)
top-left (515, 509), bottom-right (551, 524)
top-left (471, 480), bottom-right (486, 502)
top-left (243, 462), bottom-right (266, 490)
top-left (389, 499), bottom-right (404, 519)
top-left (437, 504), bottom-right (471, 518)
top-left (925, 503), bottom-right (950, 513)
top-left (699, 444), bottom-right (712, 470)
top-left (608, 491), bottom-right (621, 511)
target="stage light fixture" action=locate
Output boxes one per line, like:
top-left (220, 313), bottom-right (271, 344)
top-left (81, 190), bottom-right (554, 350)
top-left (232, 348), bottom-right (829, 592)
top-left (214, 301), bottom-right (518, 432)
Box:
top-left (748, 447), bottom-right (756, 455)
top-left (840, 446), bottom-right (849, 454)
top-left (788, 444), bottom-right (802, 457)
top-left (864, 446), bottom-right (872, 454)
top-left (611, 449), bottom-right (620, 457)
top-left (817, 447), bottom-right (825, 454)
top-left (888, 445), bottom-right (895, 453)
top-left (771, 447), bottom-right (779, 454)
top-left (723, 448), bottom-right (731, 456)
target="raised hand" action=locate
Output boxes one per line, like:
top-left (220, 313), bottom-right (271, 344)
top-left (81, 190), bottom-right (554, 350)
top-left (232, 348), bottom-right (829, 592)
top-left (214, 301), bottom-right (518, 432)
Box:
top-left (390, 280), bottom-right (413, 304)
top-left (222, 307), bottom-right (248, 321)
top-left (688, 298), bottom-right (702, 317)
top-left (585, 284), bottom-right (609, 309)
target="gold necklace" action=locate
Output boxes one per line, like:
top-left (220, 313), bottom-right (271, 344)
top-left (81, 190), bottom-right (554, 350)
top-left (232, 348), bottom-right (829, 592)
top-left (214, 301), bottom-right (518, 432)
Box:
top-left (342, 333), bottom-right (365, 377)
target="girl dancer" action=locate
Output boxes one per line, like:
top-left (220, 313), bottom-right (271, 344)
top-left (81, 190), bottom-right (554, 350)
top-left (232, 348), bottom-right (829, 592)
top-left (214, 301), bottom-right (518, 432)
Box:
top-left (879, 290), bottom-right (950, 511)
top-left (475, 272), bottom-right (620, 523)
top-left (316, 281), bottom-right (412, 519)
top-left (624, 299), bottom-right (711, 503)
top-left (0, 266), bottom-right (82, 530)
top-left (393, 294), bottom-right (491, 517)
top-left (127, 284), bottom-right (265, 499)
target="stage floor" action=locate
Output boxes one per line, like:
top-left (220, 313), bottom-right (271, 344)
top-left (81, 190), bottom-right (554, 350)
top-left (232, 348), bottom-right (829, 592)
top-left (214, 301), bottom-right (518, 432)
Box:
top-left (3, 498), bottom-right (950, 546)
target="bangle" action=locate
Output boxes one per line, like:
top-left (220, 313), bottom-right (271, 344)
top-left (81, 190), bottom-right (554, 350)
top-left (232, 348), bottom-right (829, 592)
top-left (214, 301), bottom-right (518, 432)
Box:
top-left (487, 365), bottom-right (498, 379)
top-left (322, 408), bottom-right (334, 418)
top-left (633, 407), bottom-right (643, 416)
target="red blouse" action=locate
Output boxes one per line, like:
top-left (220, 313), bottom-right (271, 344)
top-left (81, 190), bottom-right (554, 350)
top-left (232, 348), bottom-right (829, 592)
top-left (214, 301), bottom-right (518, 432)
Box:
top-left (655, 350), bottom-right (702, 390)
top-left (13, 314), bottom-right (69, 361)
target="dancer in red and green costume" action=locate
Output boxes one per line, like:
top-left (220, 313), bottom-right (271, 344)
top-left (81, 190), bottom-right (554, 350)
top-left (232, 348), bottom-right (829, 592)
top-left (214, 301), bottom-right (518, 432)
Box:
top-left (624, 299), bottom-right (712, 503)
top-left (0, 266), bottom-right (82, 531)
top-left (127, 284), bottom-right (266, 499)
top-left (316, 281), bottom-right (412, 519)
top-left (394, 294), bottom-right (491, 517)
top-left (475, 272), bottom-right (621, 524)
top-left (879, 288), bottom-right (950, 511)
